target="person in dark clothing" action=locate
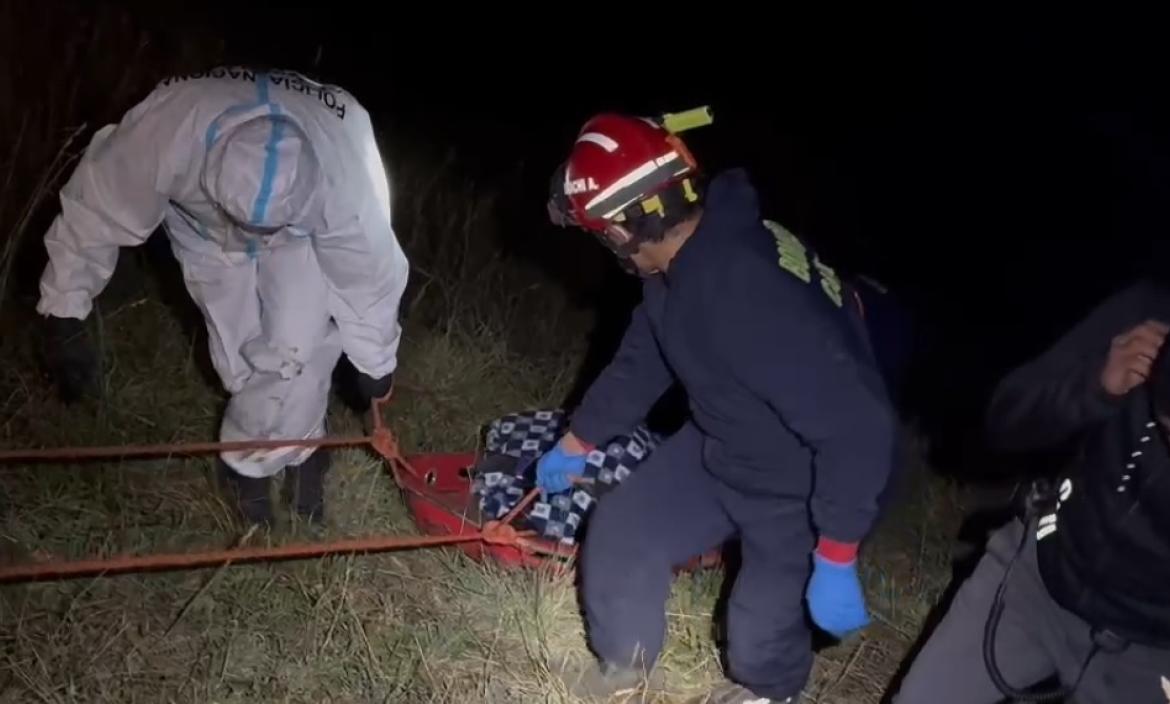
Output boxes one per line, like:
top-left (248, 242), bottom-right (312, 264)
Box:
top-left (540, 112), bottom-right (897, 703)
top-left (891, 280), bottom-right (1170, 704)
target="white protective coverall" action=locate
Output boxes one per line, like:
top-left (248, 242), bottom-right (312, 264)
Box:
top-left (37, 67), bottom-right (409, 478)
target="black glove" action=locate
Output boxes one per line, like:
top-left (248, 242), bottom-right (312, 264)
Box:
top-left (43, 315), bottom-right (98, 403)
top-left (356, 371), bottom-right (394, 404)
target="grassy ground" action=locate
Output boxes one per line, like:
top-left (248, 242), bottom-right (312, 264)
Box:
top-left (0, 262), bottom-right (970, 704)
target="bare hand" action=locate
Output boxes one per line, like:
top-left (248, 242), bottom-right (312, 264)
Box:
top-left (1101, 320), bottom-right (1170, 396)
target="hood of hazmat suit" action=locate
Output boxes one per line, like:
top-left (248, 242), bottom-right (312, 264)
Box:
top-left (202, 113), bottom-right (322, 232)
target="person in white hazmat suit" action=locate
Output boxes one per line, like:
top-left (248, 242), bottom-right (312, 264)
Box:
top-left (36, 67), bottom-right (409, 526)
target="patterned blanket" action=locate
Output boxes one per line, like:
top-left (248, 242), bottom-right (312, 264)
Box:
top-left (471, 409), bottom-right (660, 546)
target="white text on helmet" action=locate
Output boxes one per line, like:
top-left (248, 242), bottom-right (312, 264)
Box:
top-left (564, 176), bottom-right (600, 195)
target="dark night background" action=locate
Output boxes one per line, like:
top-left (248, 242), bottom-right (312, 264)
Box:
top-left (6, 2), bottom-right (1169, 481)
top-left (4, 3), bottom-right (1170, 699)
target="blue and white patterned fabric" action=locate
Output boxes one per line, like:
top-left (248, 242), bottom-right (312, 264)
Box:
top-left (471, 409), bottom-right (661, 546)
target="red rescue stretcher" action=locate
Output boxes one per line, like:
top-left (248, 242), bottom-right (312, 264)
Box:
top-left (0, 408), bottom-right (720, 583)
top-left (397, 452), bottom-right (723, 572)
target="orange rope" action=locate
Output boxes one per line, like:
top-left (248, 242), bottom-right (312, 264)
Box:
top-left (0, 391), bottom-right (535, 584)
top-left (0, 436), bottom-right (373, 463)
top-left (498, 485), bottom-right (541, 527)
top-left (0, 532), bottom-right (486, 583)
top-left (0, 487), bottom-right (550, 584)
top-left (0, 392), bottom-right (404, 466)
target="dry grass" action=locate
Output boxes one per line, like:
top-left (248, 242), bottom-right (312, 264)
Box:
top-left (0, 272), bottom-right (968, 703)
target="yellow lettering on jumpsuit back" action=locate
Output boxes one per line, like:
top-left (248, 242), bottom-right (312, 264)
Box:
top-left (763, 220), bottom-right (843, 308)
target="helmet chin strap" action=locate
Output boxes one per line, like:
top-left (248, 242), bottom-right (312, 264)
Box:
top-left (586, 225), bottom-right (644, 275)
top-left (595, 226), bottom-right (642, 258)
top-left (616, 256), bottom-right (640, 276)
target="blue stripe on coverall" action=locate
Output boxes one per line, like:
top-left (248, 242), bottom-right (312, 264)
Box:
top-left (198, 72), bottom-right (282, 242)
top-left (249, 101), bottom-right (284, 226)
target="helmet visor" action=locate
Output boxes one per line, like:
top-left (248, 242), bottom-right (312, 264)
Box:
top-left (547, 162), bottom-right (578, 228)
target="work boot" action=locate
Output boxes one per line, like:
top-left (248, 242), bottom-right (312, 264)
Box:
top-left (286, 450), bottom-right (330, 524)
top-left (558, 657), bottom-right (665, 700)
top-left (684, 680), bottom-right (799, 704)
top-left (218, 459), bottom-right (273, 527)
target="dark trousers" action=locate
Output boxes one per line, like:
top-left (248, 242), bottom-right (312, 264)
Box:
top-left (893, 519), bottom-right (1170, 704)
top-left (580, 423), bottom-right (815, 700)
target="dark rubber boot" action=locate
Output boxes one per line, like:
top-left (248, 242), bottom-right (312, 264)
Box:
top-left (558, 657), bottom-right (666, 699)
top-left (684, 680), bottom-right (798, 703)
top-left (218, 459), bottom-right (272, 527)
top-left (288, 450), bottom-right (330, 524)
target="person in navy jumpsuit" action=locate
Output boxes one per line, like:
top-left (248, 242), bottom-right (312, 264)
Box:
top-left (541, 112), bottom-right (897, 703)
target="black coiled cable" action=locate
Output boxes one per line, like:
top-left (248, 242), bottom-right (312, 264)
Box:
top-left (982, 511), bottom-right (1107, 703)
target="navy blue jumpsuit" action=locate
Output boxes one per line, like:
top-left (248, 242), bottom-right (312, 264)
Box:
top-left (569, 169), bottom-right (897, 699)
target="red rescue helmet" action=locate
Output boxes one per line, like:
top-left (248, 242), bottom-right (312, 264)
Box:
top-left (550, 113), bottom-right (701, 236)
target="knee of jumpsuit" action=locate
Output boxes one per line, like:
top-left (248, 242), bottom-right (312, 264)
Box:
top-left (218, 363), bottom-right (333, 477)
top-left (580, 492), bottom-right (677, 669)
top-left (723, 500), bottom-right (816, 699)
top-left (579, 423), bottom-right (731, 669)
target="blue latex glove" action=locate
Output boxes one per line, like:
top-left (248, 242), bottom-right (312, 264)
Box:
top-left (535, 442), bottom-right (589, 494)
top-left (806, 553), bottom-right (870, 638)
